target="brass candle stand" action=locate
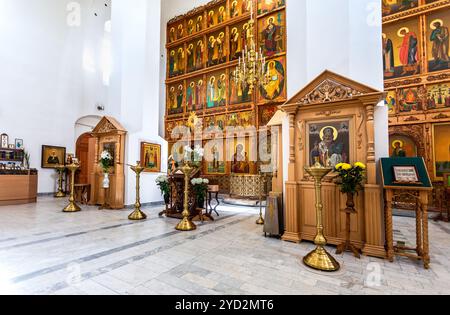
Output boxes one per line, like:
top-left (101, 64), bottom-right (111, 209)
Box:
top-left (55, 165), bottom-right (66, 198)
top-left (256, 173), bottom-right (266, 225)
top-left (303, 161), bottom-right (340, 272)
top-left (63, 163), bottom-right (81, 213)
top-left (128, 162), bottom-right (147, 221)
top-left (175, 162), bottom-right (197, 231)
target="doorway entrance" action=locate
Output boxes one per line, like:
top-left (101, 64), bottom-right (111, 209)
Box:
top-left (76, 133), bottom-right (95, 185)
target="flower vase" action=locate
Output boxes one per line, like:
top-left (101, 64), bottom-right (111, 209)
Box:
top-left (164, 194), bottom-right (170, 205)
top-left (197, 196), bottom-right (205, 209)
top-left (102, 172), bottom-right (110, 189)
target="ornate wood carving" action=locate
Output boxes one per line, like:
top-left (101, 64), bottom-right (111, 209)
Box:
top-left (404, 116), bottom-right (420, 122)
top-left (297, 121), bottom-right (304, 151)
top-left (384, 78), bottom-right (422, 89)
top-left (357, 108), bottom-right (365, 150)
top-left (315, 110), bottom-right (341, 117)
top-left (298, 79), bottom-right (363, 105)
top-left (433, 113), bottom-right (450, 120)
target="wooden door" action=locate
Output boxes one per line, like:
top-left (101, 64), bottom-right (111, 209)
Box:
top-left (76, 133), bottom-right (94, 184)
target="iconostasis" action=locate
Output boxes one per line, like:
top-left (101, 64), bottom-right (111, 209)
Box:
top-left (383, 0), bottom-right (450, 181)
top-left (165, 0), bottom-right (286, 182)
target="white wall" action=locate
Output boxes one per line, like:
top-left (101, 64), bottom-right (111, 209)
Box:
top-left (0, 0), bottom-right (111, 193)
top-left (110, 0), bottom-right (167, 205)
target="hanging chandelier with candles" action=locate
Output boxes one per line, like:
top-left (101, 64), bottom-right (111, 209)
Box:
top-left (232, 1), bottom-right (270, 95)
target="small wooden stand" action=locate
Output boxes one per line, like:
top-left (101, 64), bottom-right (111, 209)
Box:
top-left (381, 158), bottom-right (433, 269)
top-left (336, 205), bottom-right (361, 258)
top-left (384, 188), bottom-right (432, 269)
top-left (98, 187), bottom-right (112, 210)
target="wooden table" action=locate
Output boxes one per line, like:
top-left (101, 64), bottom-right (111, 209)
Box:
top-left (207, 185), bottom-right (220, 217)
top-left (0, 171), bottom-right (38, 206)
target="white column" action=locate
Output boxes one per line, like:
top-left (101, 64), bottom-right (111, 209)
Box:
top-left (110, 0), bottom-right (167, 206)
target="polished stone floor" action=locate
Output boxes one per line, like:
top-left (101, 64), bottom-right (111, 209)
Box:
top-left (1, 197), bottom-right (450, 295)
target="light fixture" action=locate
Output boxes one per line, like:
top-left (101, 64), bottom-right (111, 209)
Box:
top-left (232, 1), bottom-right (269, 95)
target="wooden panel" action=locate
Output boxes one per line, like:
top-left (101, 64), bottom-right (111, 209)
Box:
top-left (0, 175), bottom-right (38, 206)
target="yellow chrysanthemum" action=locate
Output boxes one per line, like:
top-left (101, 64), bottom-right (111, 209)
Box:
top-left (341, 163), bottom-right (352, 171)
top-left (354, 162), bottom-right (366, 169)
top-left (335, 163), bottom-right (344, 170)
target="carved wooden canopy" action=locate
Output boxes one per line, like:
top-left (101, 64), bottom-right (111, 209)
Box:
top-left (281, 70), bottom-right (383, 111)
top-left (92, 116), bottom-right (127, 135)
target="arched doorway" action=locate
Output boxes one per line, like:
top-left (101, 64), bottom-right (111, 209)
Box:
top-left (76, 133), bottom-right (95, 185)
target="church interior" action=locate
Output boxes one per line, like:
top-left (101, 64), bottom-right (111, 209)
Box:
top-left (1, 0), bottom-right (450, 296)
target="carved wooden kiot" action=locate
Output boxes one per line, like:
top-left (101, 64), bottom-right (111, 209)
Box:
top-left (281, 70), bottom-right (387, 259)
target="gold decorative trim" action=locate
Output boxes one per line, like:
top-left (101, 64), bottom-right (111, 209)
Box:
top-left (383, 1), bottom-right (450, 24)
top-left (298, 79), bottom-right (363, 105)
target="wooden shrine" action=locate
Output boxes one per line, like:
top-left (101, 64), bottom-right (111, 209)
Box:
top-left (280, 70), bottom-right (387, 259)
top-left (89, 117), bottom-right (127, 209)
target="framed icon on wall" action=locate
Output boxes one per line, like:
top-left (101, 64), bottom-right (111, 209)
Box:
top-left (140, 142), bottom-right (162, 173)
top-left (41, 145), bottom-right (66, 169)
top-left (1, 134), bottom-right (8, 149)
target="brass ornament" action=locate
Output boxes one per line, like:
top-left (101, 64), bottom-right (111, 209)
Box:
top-left (175, 162), bottom-right (197, 231)
top-left (302, 159), bottom-right (340, 272)
top-left (128, 162), bottom-right (147, 221)
top-left (63, 164), bottom-right (81, 213)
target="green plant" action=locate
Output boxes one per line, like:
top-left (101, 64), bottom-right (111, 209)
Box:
top-left (156, 175), bottom-right (170, 197)
top-left (191, 178), bottom-right (209, 204)
top-left (334, 162), bottom-right (366, 195)
top-left (99, 150), bottom-right (113, 173)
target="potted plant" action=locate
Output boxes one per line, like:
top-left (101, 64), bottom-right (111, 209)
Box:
top-left (334, 162), bottom-right (366, 212)
top-left (156, 175), bottom-right (170, 205)
top-left (99, 150), bottom-right (113, 188)
top-left (191, 178), bottom-right (209, 209)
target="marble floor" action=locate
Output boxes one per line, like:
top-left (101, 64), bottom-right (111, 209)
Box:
top-left (0, 197), bottom-right (450, 295)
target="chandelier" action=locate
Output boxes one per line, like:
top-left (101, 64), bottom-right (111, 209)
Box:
top-left (232, 1), bottom-right (269, 95)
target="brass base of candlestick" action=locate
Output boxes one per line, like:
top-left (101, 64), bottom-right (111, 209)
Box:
top-left (63, 202), bottom-right (81, 213)
top-left (128, 209), bottom-right (147, 221)
top-left (176, 217), bottom-right (197, 231)
top-left (256, 216), bottom-right (265, 225)
top-left (303, 246), bottom-right (341, 272)
top-left (55, 191), bottom-right (66, 198)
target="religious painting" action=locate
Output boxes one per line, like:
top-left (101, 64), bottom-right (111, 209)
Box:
top-left (229, 21), bottom-right (249, 61)
top-left (168, 25), bottom-right (176, 44)
top-left (204, 139), bottom-right (226, 175)
top-left (206, 70), bottom-right (228, 109)
top-left (433, 123), bottom-right (450, 178)
top-left (207, 29), bottom-right (227, 67)
top-left (385, 90), bottom-right (397, 114)
top-left (258, 104), bottom-right (278, 126)
top-left (166, 120), bottom-right (187, 140)
top-left (186, 38), bottom-right (205, 72)
top-left (187, 13), bottom-right (205, 36)
top-left (186, 76), bottom-right (205, 112)
top-left (258, 57), bottom-right (286, 103)
top-left (257, 0), bottom-right (285, 16)
top-left (397, 87), bottom-right (424, 112)
top-left (382, 18), bottom-right (421, 79)
top-left (427, 11), bottom-right (450, 72)
top-left (207, 2), bottom-right (227, 28)
top-left (389, 135), bottom-right (418, 158)
top-left (227, 111), bottom-right (255, 128)
top-left (140, 143), bottom-right (161, 173)
top-left (168, 45), bottom-right (185, 77)
top-left (229, 69), bottom-right (252, 105)
top-left (41, 145), bottom-right (66, 169)
top-left (258, 11), bottom-right (285, 57)
top-left (230, 0), bottom-right (251, 19)
top-left (427, 83), bottom-right (450, 109)
top-left (167, 82), bottom-right (185, 115)
top-left (382, 0), bottom-right (418, 17)
top-left (229, 136), bottom-right (256, 174)
top-left (307, 120), bottom-right (350, 168)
